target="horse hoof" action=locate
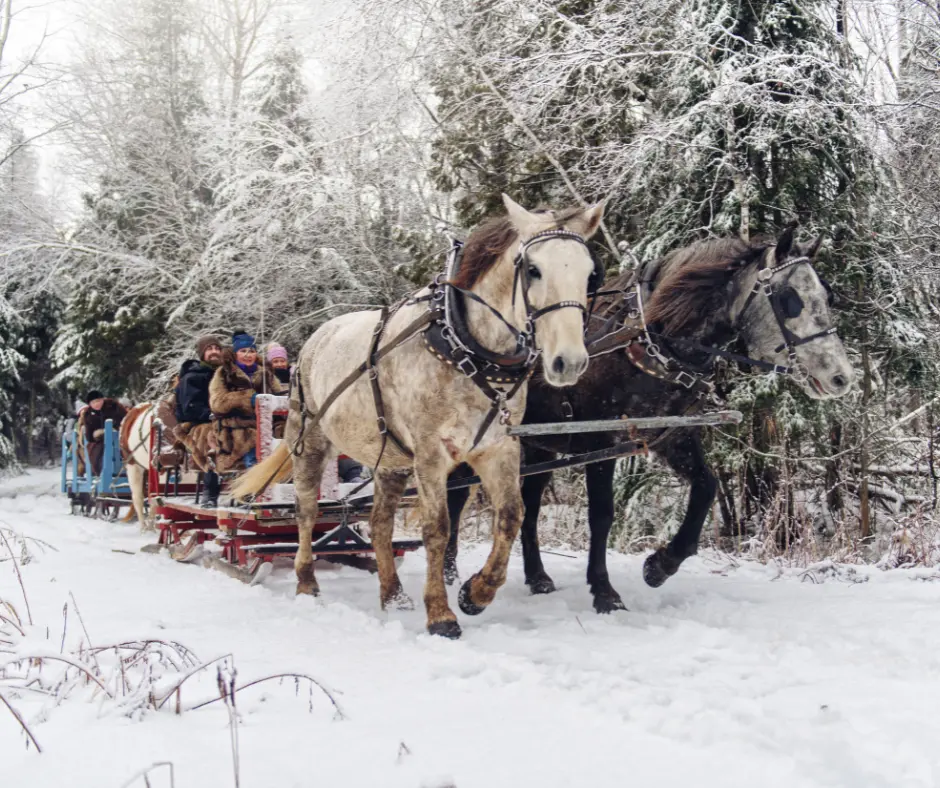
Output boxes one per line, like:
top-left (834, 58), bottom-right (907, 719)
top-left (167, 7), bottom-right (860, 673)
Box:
top-left (593, 593), bottom-right (627, 614)
top-left (444, 561), bottom-right (460, 586)
top-left (296, 582), bottom-right (320, 597)
top-left (643, 550), bottom-right (680, 588)
top-left (388, 590), bottom-right (415, 611)
top-left (428, 620), bottom-right (462, 639)
top-left (526, 573), bottom-right (556, 595)
top-left (458, 578), bottom-right (486, 616)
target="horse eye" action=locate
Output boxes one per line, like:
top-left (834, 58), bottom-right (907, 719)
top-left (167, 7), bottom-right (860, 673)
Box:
top-left (527, 265), bottom-right (541, 280)
top-left (820, 278), bottom-right (835, 307)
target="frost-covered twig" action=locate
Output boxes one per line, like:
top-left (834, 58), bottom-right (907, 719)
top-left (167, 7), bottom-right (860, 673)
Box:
top-left (154, 654), bottom-right (234, 711)
top-left (188, 672), bottom-right (346, 719)
top-left (0, 687), bottom-right (42, 752)
top-left (0, 529), bottom-right (31, 625)
top-left (118, 762), bottom-right (175, 788)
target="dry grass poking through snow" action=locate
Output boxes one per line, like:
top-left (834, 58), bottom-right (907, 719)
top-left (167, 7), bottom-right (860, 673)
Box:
top-left (0, 523), bottom-right (344, 784)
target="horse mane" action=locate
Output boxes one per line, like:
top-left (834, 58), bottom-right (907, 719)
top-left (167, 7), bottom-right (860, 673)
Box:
top-left (642, 238), bottom-right (769, 334)
top-left (452, 206), bottom-right (584, 290)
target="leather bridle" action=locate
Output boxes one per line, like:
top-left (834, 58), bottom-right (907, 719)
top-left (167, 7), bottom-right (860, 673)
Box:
top-left (732, 255), bottom-right (838, 382)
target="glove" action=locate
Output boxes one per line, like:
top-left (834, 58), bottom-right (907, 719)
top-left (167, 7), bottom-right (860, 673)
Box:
top-left (251, 393), bottom-right (257, 407)
top-left (93, 429), bottom-right (105, 440)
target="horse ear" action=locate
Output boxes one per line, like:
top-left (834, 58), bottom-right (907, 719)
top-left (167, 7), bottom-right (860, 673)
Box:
top-left (805, 234), bottom-right (823, 260)
top-left (568, 200), bottom-right (606, 239)
top-left (775, 220), bottom-right (798, 263)
top-left (502, 193), bottom-right (538, 233)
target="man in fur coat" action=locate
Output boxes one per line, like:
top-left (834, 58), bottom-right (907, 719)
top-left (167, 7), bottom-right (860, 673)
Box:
top-left (83, 390), bottom-right (129, 474)
top-left (208, 331), bottom-right (284, 473)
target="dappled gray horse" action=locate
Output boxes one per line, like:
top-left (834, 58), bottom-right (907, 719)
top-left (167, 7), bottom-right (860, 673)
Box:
top-left (234, 195), bottom-right (606, 637)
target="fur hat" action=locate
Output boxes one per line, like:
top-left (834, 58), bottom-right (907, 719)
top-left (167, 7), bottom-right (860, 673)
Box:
top-left (232, 331), bottom-right (256, 353)
top-left (195, 335), bottom-right (221, 361)
top-left (266, 343), bottom-right (288, 363)
top-left (85, 389), bottom-right (104, 403)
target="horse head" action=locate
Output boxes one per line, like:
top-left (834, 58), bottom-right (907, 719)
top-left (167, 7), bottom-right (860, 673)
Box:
top-left (501, 194), bottom-right (605, 387)
top-left (730, 223), bottom-right (853, 399)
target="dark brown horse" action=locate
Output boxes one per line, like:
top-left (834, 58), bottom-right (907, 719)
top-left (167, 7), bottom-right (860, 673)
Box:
top-left (445, 227), bottom-right (854, 612)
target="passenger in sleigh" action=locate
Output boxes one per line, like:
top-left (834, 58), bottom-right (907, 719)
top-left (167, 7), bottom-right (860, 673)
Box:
top-left (265, 343), bottom-right (291, 438)
top-left (208, 331), bottom-right (285, 472)
top-left (175, 335), bottom-right (224, 505)
top-left (82, 390), bottom-right (129, 475)
top-left (265, 343), bottom-right (292, 386)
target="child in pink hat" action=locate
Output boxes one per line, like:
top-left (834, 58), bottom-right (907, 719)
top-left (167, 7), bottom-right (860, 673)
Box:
top-left (266, 343), bottom-right (291, 385)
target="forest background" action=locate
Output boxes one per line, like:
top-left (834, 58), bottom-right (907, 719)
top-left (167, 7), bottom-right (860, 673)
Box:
top-left (1, 0), bottom-right (938, 564)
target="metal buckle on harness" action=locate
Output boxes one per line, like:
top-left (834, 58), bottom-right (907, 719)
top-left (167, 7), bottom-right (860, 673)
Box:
top-left (497, 393), bottom-right (512, 426)
top-left (376, 416), bottom-right (388, 435)
top-left (440, 324), bottom-right (457, 350)
top-left (674, 370), bottom-right (698, 389)
top-left (457, 355), bottom-right (478, 378)
top-left (368, 366), bottom-right (379, 381)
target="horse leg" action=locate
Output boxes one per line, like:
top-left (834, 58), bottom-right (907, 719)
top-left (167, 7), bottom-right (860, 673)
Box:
top-left (414, 447), bottom-right (461, 638)
top-left (643, 432), bottom-right (717, 588)
top-left (293, 424), bottom-right (331, 597)
top-left (519, 446), bottom-right (555, 594)
top-left (370, 469), bottom-right (413, 610)
top-left (585, 459), bottom-right (625, 613)
top-left (458, 440), bottom-right (523, 617)
top-left (444, 463), bottom-right (474, 586)
top-left (125, 463), bottom-right (147, 527)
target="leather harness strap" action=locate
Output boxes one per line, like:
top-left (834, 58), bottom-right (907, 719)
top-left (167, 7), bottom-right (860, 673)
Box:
top-left (367, 305), bottom-right (414, 463)
top-left (290, 307), bottom-right (435, 460)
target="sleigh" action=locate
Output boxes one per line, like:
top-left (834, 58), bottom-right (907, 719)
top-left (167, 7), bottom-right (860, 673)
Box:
top-left (143, 394), bottom-right (423, 584)
top-left (61, 419), bottom-right (134, 520)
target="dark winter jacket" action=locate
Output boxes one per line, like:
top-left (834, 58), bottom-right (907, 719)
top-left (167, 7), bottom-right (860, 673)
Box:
top-left (83, 398), bottom-right (129, 443)
top-left (175, 360), bottom-right (217, 425)
top-left (273, 367), bottom-right (291, 386)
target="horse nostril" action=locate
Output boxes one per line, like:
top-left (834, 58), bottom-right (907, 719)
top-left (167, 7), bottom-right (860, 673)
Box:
top-left (831, 374), bottom-right (847, 390)
top-left (551, 356), bottom-right (566, 376)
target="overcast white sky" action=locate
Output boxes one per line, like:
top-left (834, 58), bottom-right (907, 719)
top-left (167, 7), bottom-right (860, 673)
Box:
top-left (5, 0), bottom-right (341, 219)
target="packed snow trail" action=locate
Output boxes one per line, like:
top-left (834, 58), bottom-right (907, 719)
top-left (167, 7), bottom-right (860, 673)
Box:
top-left (4, 470), bottom-right (940, 788)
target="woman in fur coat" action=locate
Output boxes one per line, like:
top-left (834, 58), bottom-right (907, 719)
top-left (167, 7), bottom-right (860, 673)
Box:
top-left (208, 331), bottom-right (285, 471)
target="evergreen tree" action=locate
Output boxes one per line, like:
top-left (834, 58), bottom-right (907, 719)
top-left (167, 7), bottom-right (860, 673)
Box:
top-left (427, 0), bottom-right (932, 546)
top-left (0, 297), bottom-right (26, 473)
top-left (55, 0), bottom-right (211, 396)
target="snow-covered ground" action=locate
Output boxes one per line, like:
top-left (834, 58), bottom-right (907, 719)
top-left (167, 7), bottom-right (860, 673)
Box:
top-left (4, 469), bottom-right (940, 788)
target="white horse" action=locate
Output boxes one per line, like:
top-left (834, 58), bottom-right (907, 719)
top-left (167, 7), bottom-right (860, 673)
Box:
top-left (233, 195), bottom-right (605, 638)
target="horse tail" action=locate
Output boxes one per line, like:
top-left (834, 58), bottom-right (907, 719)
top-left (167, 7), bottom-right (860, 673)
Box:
top-left (230, 442), bottom-right (292, 501)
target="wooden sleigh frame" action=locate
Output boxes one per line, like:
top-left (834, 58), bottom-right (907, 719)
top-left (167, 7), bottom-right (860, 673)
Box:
top-left (144, 394), bottom-right (422, 584)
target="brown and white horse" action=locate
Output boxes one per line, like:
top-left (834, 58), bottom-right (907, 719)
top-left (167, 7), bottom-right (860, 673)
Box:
top-left (118, 403), bottom-right (156, 525)
top-left (233, 195), bottom-right (605, 638)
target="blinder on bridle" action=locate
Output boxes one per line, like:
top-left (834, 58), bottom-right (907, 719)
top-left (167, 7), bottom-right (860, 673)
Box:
top-left (736, 254), bottom-right (839, 381)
